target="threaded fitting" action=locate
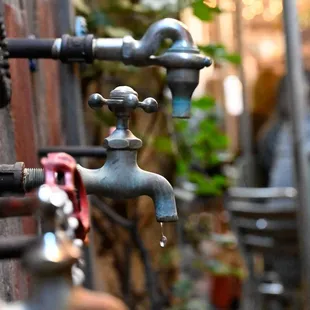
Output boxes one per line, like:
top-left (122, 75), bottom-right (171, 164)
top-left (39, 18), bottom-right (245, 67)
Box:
top-left (24, 168), bottom-right (45, 192)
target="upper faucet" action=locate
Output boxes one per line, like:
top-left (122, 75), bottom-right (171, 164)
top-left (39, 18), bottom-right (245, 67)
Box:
top-left (7, 18), bottom-right (212, 118)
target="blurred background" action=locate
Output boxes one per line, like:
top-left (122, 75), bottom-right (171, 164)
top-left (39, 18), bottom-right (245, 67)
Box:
top-left (1, 0), bottom-right (309, 309)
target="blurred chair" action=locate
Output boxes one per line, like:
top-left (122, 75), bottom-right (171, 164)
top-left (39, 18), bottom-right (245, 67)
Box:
top-left (225, 187), bottom-right (301, 310)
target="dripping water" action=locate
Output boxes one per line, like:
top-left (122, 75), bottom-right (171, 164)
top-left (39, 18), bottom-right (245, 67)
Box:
top-left (159, 222), bottom-right (167, 248)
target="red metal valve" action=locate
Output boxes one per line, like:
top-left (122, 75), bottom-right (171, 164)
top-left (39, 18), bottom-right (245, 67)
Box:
top-left (41, 152), bottom-right (89, 241)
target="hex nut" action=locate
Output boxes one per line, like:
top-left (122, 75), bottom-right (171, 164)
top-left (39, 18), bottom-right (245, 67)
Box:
top-left (104, 136), bottom-right (142, 149)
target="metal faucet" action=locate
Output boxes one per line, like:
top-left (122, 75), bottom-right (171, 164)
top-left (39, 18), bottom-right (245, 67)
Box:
top-left (80, 86), bottom-right (178, 222)
top-left (0, 87), bottom-right (178, 222)
top-left (7, 18), bottom-right (212, 118)
top-left (94, 18), bottom-right (212, 118)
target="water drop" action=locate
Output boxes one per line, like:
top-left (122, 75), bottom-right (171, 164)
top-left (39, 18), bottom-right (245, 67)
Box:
top-left (159, 222), bottom-right (167, 248)
top-left (160, 235), bottom-right (167, 248)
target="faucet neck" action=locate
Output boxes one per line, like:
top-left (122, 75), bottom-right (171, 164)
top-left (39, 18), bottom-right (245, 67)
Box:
top-left (106, 149), bottom-right (138, 166)
top-left (116, 116), bottom-right (129, 129)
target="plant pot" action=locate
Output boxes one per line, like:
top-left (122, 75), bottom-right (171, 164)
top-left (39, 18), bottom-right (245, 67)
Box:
top-left (209, 275), bottom-right (241, 309)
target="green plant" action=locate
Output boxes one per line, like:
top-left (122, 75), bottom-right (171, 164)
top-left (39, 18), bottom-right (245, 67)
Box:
top-left (204, 257), bottom-right (245, 279)
top-left (182, 213), bottom-right (245, 279)
top-left (192, 0), bottom-right (221, 21)
top-left (170, 1), bottom-right (240, 197)
top-left (199, 44), bottom-right (241, 64)
top-left (167, 278), bottom-right (212, 310)
top-left (188, 241), bottom-right (245, 279)
top-left (174, 96), bottom-right (230, 196)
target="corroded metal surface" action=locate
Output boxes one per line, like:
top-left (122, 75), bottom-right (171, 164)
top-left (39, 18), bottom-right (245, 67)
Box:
top-left (37, 0), bottom-right (62, 146)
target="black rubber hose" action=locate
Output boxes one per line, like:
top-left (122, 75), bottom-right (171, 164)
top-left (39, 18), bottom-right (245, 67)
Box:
top-left (7, 38), bottom-right (55, 58)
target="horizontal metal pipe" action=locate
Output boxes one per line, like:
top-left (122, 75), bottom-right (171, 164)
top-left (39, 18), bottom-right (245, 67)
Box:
top-left (7, 38), bottom-right (55, 58)
top-left (0, 235), bottom-right (38, 259)
top-left (94, 38), bottom-right (123, 60)
top-left (38, 146), bottom-right (107, 158)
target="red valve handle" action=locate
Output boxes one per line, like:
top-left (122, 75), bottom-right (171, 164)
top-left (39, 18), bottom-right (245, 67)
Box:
top-left (41, 152), bottom-right (89, 241)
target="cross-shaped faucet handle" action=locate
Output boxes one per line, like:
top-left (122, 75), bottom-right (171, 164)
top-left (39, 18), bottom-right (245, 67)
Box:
top-left (88, 86), bottom-right (158, 115)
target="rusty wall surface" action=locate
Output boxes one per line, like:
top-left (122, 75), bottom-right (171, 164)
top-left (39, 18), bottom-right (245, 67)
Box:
top-left (0, 0), bottom-right (63, 301)
top-left (0, 106), bottom-right (25, 301)
top-left (37, 0), bottom-right (62, 146)
top-left (6, 0), bottom-right (62, 158)
top-left (6, 4), bottom-right (37, 167)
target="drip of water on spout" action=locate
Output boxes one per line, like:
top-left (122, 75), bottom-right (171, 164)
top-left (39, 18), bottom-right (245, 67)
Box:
top-left (160, 222), bottom-right (167, 248)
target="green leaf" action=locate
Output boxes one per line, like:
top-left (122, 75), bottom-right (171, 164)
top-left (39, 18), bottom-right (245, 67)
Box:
top-left (176, 160), bottom-right (189, 176)
top-left (199, 44), bottom-right (241, 64)
top-left (192, 0), bottom-right (222, 21)
top-left (223, 53), bottom-right (241, 64)
top-left (191, 96), bottom-right (215, 110)
top-left (153, 136), bottom-right (173, 154)
top-left (199, 43), bottom-right (225, 57)
top-left (187, 171), bottom-right (228, 196)
top-left (174, 119), bottom-right (188, 133)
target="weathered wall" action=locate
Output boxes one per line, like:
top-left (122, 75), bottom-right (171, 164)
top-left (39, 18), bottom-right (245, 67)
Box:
top-left (0, 0), bottom-right (62, 301)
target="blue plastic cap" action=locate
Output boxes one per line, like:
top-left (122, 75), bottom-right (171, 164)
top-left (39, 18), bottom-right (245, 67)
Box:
top-left (172, 96), bottom-right (191, 118)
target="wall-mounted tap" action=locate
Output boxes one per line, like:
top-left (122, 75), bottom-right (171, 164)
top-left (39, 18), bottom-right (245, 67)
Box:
top-left (95, 18), bottom-right (212, 118)
top-left (81, 86), bottom-right (178, 222)
top-left (0, 87), bottom-right (178, 222)
top-left (7, 18), bottom-right (212, 117)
